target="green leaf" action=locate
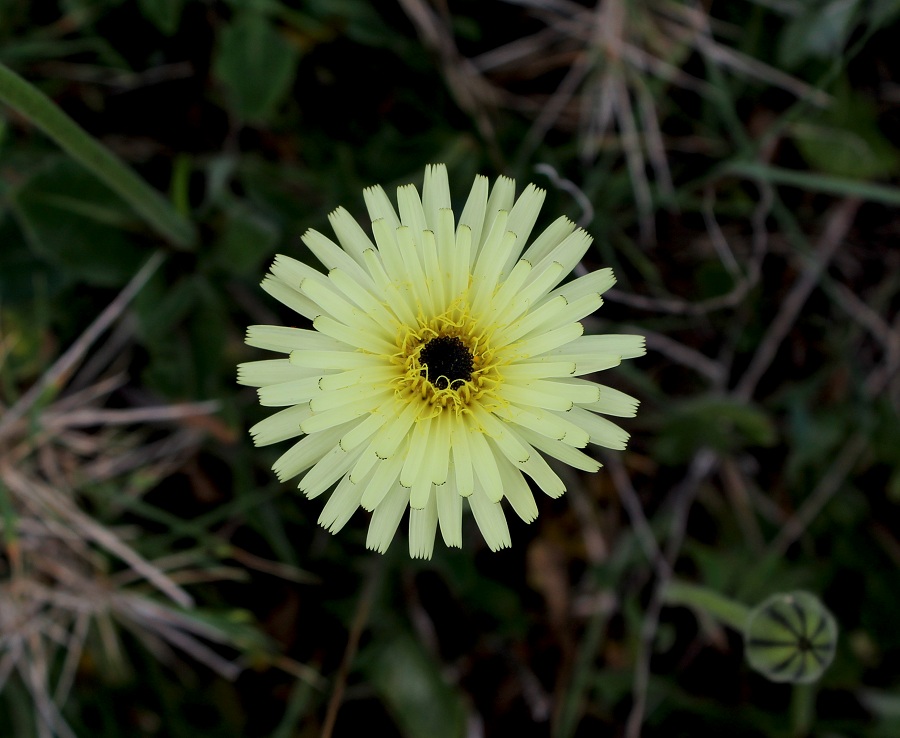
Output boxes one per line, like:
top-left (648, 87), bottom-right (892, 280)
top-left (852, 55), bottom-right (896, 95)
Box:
top-left (138, 0), bottom-right (185, 36)
top-left (0, 62), bottom-right (196, 248)
top-left (134, 272), bottom-right (197, 345)
top-left (861, 689), bottom-right (900, 719)
top-left (781, 380), bottom-right (852, 485)
top-left (10, 158), bottom-right (147, 287)
top-left (133, 273), bottom-right (204, 395)
top-left (725, 160), bottom-right (900, 205)
top-left (213, 11), bottom-right (300, 122)
top-left (653, 397), bottom-right (777, 465)
top-left (0, 215), bottom-right (64, 304)
top-left (212, 201), bottom-right (279, 276)
top-left (61, 0), bottom-right (126, 13)
top-left (791, 80), bottom-right (900, 179)
top-left (188, 281), bottom-right (228, 398)
top-left (860, 687), bottom-right (900, 737)
top-left (362, 630), bottom-right (466, 738)
top-left (870, 0), bottom-right (900, 28)
top-left (778, 0), bottom-right (861, 68)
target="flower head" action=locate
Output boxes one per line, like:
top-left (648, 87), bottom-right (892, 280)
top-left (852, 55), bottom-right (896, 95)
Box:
top-left (239, 165), bottom-right (644, 558)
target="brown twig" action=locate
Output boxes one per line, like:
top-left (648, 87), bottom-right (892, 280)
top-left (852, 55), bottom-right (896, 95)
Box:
top-left (605, 454), bottom-right (665, 573)
top-left (619, 323), bottom-right (727, 386)
top-left (625, 448), bottom-right (717, 738)
top-left (719, 458), bottom-right (765, 553)
top-left (770, 432), bottom-right (869, 555)
top-left (320, 559), bottom-right (384, 738)
top-left (734, 198), bottom-right (861, 401)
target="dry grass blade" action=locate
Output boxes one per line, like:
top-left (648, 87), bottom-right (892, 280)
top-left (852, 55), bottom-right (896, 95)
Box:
top-left (400, 0), bottom-right (830, 249)
top-left (625, 448), bottom-right (718, 738)
top-left (603, 180), bottom-right (773, 317)
top-left (1, 464), bottom-right (193, 608)
top-left (52, 610), bottom-right (90, 705)
top-left (665, 0), bottom-right (830, 107)
top-left (610, 72), bottom-right (656, 245)
top-left (41, 400), bottom-right (221, 429)
top-left (768, 233), bottom-right (899, 553)
top-left (605, 454), bottom-right (665, 571)
top-left (320, 559), bottom-right (384, 738)
top-left (114, 595), bottom-right (244, 681)
top-left (396, 0), bottom-right (501, 160)
top-left (615, 322), bottom-right (726, 385)
top-left (0, 250), bottom-right (252, 736)
top-left (735, 198), bottom-right (861, 401)
top-left (534, 163), bottom-right (595, 226)
top-left (0, 250), bottom-right (164, 442)
top-left (227, 545), bottom-right (320, 585)
top-left (770, 431), bottom-right (869, 555)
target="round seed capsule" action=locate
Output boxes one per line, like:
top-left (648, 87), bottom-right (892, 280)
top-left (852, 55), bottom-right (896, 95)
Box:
top-left (743, 591), bottom-right (837, 684)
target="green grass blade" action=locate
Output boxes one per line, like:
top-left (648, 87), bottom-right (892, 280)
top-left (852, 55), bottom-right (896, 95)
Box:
top-left (725, 160), bottom-right (900, 206)
top-left (0, 62), bottom-right (197, 248)
top-left (664, 580), bottom-right (750, 631)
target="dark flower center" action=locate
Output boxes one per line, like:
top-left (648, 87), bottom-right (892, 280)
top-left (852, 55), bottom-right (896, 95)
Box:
top-left (419, 336), bottom-right (474, 390)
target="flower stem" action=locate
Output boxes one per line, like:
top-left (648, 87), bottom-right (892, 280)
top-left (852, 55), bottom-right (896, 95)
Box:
top-left (790, 682), bottom-right (816, 737)
top-left (0, 62), bottom-right (196, 249)
top-left (664, 580), bottom-right (750, 632)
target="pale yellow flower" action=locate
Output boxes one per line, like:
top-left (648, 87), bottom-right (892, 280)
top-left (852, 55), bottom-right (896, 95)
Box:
top-left (239, 165), bottom-right (644, 558)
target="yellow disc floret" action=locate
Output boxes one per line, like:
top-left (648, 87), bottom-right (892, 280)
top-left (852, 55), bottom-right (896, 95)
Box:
top-left (393, 302), bottom-right (502, 416)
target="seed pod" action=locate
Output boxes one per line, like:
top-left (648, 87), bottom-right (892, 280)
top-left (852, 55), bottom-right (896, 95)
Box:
top-left (743, 591), bottom-right (837, 684)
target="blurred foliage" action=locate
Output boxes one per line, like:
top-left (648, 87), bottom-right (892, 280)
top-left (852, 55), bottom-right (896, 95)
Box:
top-left (214, 9), bottom-right (300, 121)
top-left (11, 156), bottom-right (146, 285)
top-left (1, 0), bottom-right (900, 737)
top-left (791, 80), bottom-right (900, 179)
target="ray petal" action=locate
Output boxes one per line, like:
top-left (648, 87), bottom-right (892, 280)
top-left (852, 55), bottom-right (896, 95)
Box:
top-left (423, 163), bottom-right (451, 229)
top-left (435, 473), bottom-right (463, 547)
top-left (409, 492), bottom-right (438, 559)
top-left (366, 483), bottom-right (410, 553)
top-left (467, 486), bottom-right (511, 552)
top-left (319, 473), bottom-right (366, 533)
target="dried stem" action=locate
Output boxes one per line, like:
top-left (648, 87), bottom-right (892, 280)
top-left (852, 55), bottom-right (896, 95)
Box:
top-left (320, 559), bottom-right (384, 738)
top-left (0, 251), bottom-right (165, 442)
top-left (734, 198), bottom-right (861, 401)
